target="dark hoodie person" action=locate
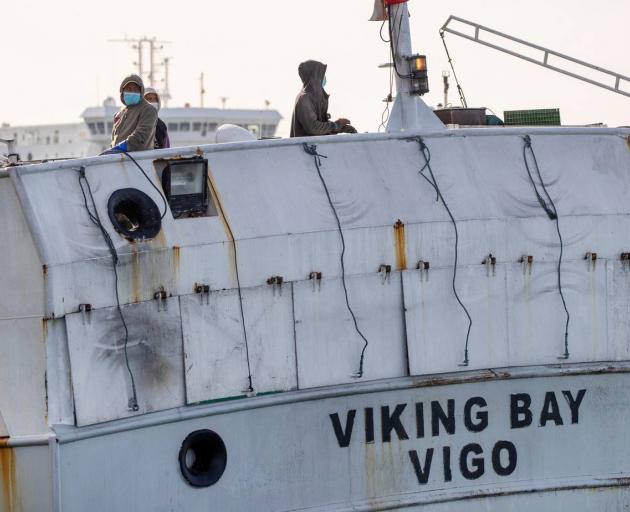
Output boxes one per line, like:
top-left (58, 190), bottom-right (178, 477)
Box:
top-left (144, 87), bottom-right (171, 149)
top-left (104, 74), bottom-right (157, 154)
top-left (290, 60), bottom-right (356, 137)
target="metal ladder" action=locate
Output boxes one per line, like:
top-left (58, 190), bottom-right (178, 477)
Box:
top-left (440, 15), bottom-right (630, 98)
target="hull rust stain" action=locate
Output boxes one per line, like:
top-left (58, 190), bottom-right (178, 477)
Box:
top-left (394, 219), bottom-right (407, 271)
top-left (0, 439), bottom-right (19, 512)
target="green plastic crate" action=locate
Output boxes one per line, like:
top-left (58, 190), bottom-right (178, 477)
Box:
top-left (503, 108), bottom-right (561, 126)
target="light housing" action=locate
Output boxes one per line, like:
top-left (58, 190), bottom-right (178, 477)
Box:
top-left (161, 157), bottom-right (209, 218)
top-left (406, 54), bottom-right (429, 96)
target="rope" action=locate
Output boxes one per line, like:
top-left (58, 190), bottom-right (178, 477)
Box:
top-left (439, 30), bottom-right (468, 108)
top-left (415, 137), bottom-right (473, 366)
top-left (303, 143), bottom-right (370, 378)
top-left (121, 150), bottom-right (168, 220)
top-left (522, 135), bottom-right (570, 358)
top-left (77, 167), bottom-right (139, 411)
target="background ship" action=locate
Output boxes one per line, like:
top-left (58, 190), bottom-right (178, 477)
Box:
top-left (0, 1), bottom-right (629, 511)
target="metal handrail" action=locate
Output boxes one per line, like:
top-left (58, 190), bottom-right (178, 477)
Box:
top-left (441, 15), bottom-right (630, 98)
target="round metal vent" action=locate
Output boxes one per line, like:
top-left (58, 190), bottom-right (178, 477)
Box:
top-left (107, 188), bottom-right (161, 240)
top-left (178, 429), bottom-right (227, 488)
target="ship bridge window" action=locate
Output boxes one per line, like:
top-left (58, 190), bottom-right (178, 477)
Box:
top-left (87, 122), bottom-right (97, 135)
top-left (168, 122), bottom-right (178, 132)
top-left (180, 122), bottom-right (190, 132)
top-left (157, 157), bottom-right (217, 219)
top-left (192, 122), bottom-right (202, 132)
top-left (107, 122), bottom-right (113, 133)
top-left (208, 123), bottom-right (218, 132)
top-left (97, 122), bottom-right (105, 135)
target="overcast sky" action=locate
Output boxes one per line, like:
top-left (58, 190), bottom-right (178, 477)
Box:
top-left (2, 0), bottom-right (628, 136)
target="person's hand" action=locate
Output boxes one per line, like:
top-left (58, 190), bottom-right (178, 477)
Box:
top-left (341, 124), bottom-right (357, 134)
top-left (335, 118), bottom-right (351, 126)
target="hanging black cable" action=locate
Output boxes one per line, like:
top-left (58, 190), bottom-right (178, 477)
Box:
top-left (522, 135), bottom-right (570, 358)
top-left (387, 5), bottom-right (412, 80)
top-left (77, 167), bottom-right (139, 411)
top-left (205, 172), bottom-right (254, 392)
top-left (303, 143), bottom-right (370, 378)
top-left (121, 150), bottom-right (168, 220)
top-left (415, 137), bottom-right (473, 366)
top-left (439, 30), bottom-right (468, 108)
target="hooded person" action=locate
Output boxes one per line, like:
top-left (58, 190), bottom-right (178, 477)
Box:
top-left (290, 60), bottom-right (356, 138)
top-left (103, 74), bottom-right (157, 154)
top-left (144, 87), bottom-right (171, 149)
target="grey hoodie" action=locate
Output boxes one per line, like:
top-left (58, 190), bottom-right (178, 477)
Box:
top-left (290, 60), bottom-right (339, 137)
top-left (111, 74), bottom-right (157, 151)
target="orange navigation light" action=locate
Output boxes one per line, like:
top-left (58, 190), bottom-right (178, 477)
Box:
top-left (406, 54), bottom-right (429, 96)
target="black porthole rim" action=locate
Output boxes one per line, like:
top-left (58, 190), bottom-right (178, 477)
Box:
top-left (178, 429), bottom-right (228, 488)
top-left (107, 187), bottom-right (162, 240)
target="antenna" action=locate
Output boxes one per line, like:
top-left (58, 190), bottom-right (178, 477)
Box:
top-left (200, 73), bottom-right (206, 108)
top-left (109, 36), bottom-right (171, 92)
top-left (219, 97), bottom-right (229, 109)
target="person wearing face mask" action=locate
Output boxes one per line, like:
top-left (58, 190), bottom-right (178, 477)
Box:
top-left (290, 60), bottom-right (357, 138)
top-left (103, 74), bottom-right (157, 154)
top-left (144, 88), bottom-right (171, 150)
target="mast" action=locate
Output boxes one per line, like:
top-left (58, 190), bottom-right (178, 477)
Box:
top-left (371, 0), bottom-right (444, 131)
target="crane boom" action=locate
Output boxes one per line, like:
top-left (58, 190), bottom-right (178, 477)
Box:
top-left (440, 15), bottom-right (630, 98)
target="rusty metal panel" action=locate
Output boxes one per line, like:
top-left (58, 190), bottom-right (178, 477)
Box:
top-left (293, 272), bottom-right (407, 388)
top-left (181, 283), bottom-right (297, 404)
top-left (609, 260), bottom-right (630, 360)
top-left (65, 297), bottom-right (185, 426)
top-left (403, 264), bottom-right (509, 375)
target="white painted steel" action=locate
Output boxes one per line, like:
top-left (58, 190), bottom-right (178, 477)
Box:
top-left (66, 297), bottom-right (185, 426)
top-left (294, 272), bottom-right (407, 388)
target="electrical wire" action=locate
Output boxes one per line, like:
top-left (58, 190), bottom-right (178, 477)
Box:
top-left (387, 5), bottom-right (412, 80)
top-left (522, 135), bottom-right (570, 359)
top-left (379, 18), bottom-right (390, 43)
top-left (439, 30), bottom-right (468, 108)
top-left (205, 171), bottom-right (254, 392)
top-left (121, 150), bottom-right (168, 219)
top-left (77, 167), bottom-right (139, 411)
top-left (379, 43), bottom-right (395, 132)
top-left (303, 143), bottom-right (369, 378)
top-left (415, 137), bottom-right (473, 366)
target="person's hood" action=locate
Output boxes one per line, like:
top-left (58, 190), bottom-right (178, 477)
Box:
top-left (119, 74), bottom-right (145, 105)
top-left (298, 60), bottom-right (327, 93)
top-left (144, 87), bottom-right (161, 110)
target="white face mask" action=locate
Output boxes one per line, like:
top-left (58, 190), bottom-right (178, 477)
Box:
top-left (149, 102), bottom-right (159, 111)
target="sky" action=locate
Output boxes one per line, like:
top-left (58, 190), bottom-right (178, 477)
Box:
top-left (2, 0), bottom-right (628, 136)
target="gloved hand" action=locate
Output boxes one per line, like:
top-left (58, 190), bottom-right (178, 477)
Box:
top-left (99, 141), bottom-right (128, 155)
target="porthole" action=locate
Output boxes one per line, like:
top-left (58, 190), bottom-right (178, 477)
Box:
top-left (178, 429), bottom-right (227, 488)
top-left (107, 188), bottom-right (161, 240)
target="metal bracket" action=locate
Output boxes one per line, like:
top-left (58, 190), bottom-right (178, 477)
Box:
top-left (482, 253), bottom-right (497, 277)
top-left (267, 275), bottom-right (284, 296)
top-left (416, 260), bottom-right (430, 282)
top-left (194, 283), bottom-right (210, 304)
top-left (520, 255), bottom-right (534, 276)
top-left (154, 286), bottom-right (168, 312)
top-left (584, 252), bottom-right (598, 272)
top-left (78, 303), bottom-right (92, 325)
top-left (379, 264), bottom-right (392, 284)
top-left (309, 271), bottom-right (322, 292)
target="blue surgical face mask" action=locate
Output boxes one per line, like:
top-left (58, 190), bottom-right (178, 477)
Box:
top-left (123, 92), bottom-right (141, 106)
top-left (322, 76), bottom-right (327, 88)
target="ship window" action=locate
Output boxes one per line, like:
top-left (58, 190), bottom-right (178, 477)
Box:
top-left (53, 130), bottom-right (59, 144)
top-left (208, 123), bottom-right (218, 131)
top-left (180, 122), bottom-right (190, 132)
top-left (192, 122), bottom-right (202, 131)
top-left (97, 122), bottom-right (105, 134)
top-left (179, 430), bottom-right (227, 488)
top-left (168, 123), bottom-right (178, 132)
top-left (46, 136), bottom-right (50, 145)
top-left (107, 123), bottom-right (113, 133)
top-left (87, 123), bottom-right (97, 135)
